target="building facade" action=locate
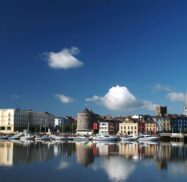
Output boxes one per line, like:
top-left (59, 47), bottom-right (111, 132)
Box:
top-left (153, 116), bottom-right (171, 133)
top-left (0, 109), bottom-right (30, 133)
top-left (76, 108), bottom-right (98, 135)
top-left (145, 121), bottom-right (157, 134)
top-left (0, 109), bottom-right (55, 133)
top-left (170, 115), bottom-right (187, 133)
top-left (118, 118), bottom-right (138, 135)
top-left (28, 111), bottom-right (55, 132)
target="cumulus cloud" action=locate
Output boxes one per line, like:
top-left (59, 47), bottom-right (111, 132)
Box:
top-left (46, 47), bottom-right (84, 69)
top-left (86, 85), bottom-right (156, 111)
top-left (153, 84), bottom-right (173, 92)
top-left (166, 92), bottom-right (185, 102)
top-left (142, 101), bottom-right (157, 111)
top-left (55, 94), bottom-right (74, 104)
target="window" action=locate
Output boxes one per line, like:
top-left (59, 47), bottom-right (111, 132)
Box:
top-left (7, 127), bottom-right (11, 130)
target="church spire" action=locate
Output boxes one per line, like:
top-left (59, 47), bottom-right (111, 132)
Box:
top-left (184, 92), bottom-right (187, 116)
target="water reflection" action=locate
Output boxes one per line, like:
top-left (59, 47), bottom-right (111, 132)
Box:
top-left (0, 141), bottom-right (76, 167)
top-left (0, 141), bottom-right (187, 181)
top-left (76, 142), bottom-right (94, 167)
top-left (92, 156), bottom-right (136, 182)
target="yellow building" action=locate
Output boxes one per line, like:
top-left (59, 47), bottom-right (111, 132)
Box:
top-left (145, 122), bottom-right (157, 134)
top-left (118, 118), bottom-right (138, 135)
top-left (162, 117), bottom-right (171, 132)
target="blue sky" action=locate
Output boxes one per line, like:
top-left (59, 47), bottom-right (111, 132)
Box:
top-left (0, 0), bottom-right (187, 116)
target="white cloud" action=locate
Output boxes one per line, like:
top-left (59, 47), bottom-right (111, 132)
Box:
top-left (166, 92), bottom-right (185, 102)
top-left (46, 47), bottom-right (84, 69)
top-left (55, 94), bottom-right (74, 104)
top-left (142, 101), bottom-right (157, 111)
top-left (86, 85), bottom-right (156, 111)
top-left (153, 84), bottom-right (173, 92)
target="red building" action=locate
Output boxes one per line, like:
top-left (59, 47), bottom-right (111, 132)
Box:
top-left (138, 122), bottom-right (145, 134)
top-left (93, 122), bottom-right (99, 134)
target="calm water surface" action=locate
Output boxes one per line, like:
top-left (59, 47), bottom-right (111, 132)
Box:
top-left (0, 140), bottom-right (187, 182)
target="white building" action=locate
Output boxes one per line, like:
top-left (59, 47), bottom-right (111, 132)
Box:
top-left (0, 109), bottom-right (55, 133)
top-left (0, 109), bottom-right (30, 133)
top-left (99, 121), bottom-right (109, 135)
top-left (54, 117), bottom-right (63, 128)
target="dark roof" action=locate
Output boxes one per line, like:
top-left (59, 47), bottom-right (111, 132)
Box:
top-left (82, 107), bottom-right (91, 113)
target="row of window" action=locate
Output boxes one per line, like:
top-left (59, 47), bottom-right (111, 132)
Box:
top-left (146, 125), bottom-right (156, 127)
top-left (121, 126), bottom-right (137, 130)
top-left (0, 127), bottom-right (11, 130)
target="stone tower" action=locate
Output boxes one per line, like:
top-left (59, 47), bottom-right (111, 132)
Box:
top-left (76, 108), bottom-right (98, 135)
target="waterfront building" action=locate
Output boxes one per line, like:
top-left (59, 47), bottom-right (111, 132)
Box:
top-left (97, 117), bottom-right (120, 135)
top-left (144, 120), bottom-right (157, 134)
top-left (138, 121), bottom-right (145, 134)
top-left (93, 122), bottom-right (99, 134)
top-left (153, 115), bottom-right (171, 133)
top-left (54, 117), bottom-right (63, 129)
top-left (0, 109), bottom-right (30, 133)
top-left (76, 108), bottom-right (99, 135)
top-left (98, 121), bottom-right (109, 135)
top-left (170, 115), bottom-right (187, 133)
top-left (54, 116), bottom-right (75, 132)
top-left (0, 109), bottom-right (55, 133)
top-left (98, 120), bottom-right (116, 135)
top-left (118, 118), bottom-right (138, 135)
top-left (29, 111), bottom-right (55, 132)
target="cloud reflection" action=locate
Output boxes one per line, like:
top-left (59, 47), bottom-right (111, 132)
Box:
top-left (57, 161), bottom-right (71, 170)
top-left (92, 156), bottom-right (136, 181)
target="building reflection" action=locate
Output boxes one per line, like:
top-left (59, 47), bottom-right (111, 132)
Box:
top-left (156, 160), bottom-right (167, 170)
top-left (76, 142), bottom-right (94, 167)
top-left (0, 141), bottom-right (13, 166)
top-left (0, 140), bottom-right (187, 172)
top-left (93, 142), bottom-right (119, 156)
top-left (0, 141), bottom-right (76, 167)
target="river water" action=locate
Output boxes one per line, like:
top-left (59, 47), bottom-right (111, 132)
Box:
top-left (0, 140), bottom-right (186, 182)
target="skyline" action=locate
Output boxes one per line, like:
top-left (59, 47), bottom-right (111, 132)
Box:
top-left (1, 0), bottom-right (187, 116)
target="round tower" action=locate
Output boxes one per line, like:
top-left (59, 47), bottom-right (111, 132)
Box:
top-left (76, 108), bottom-right (96, 135)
